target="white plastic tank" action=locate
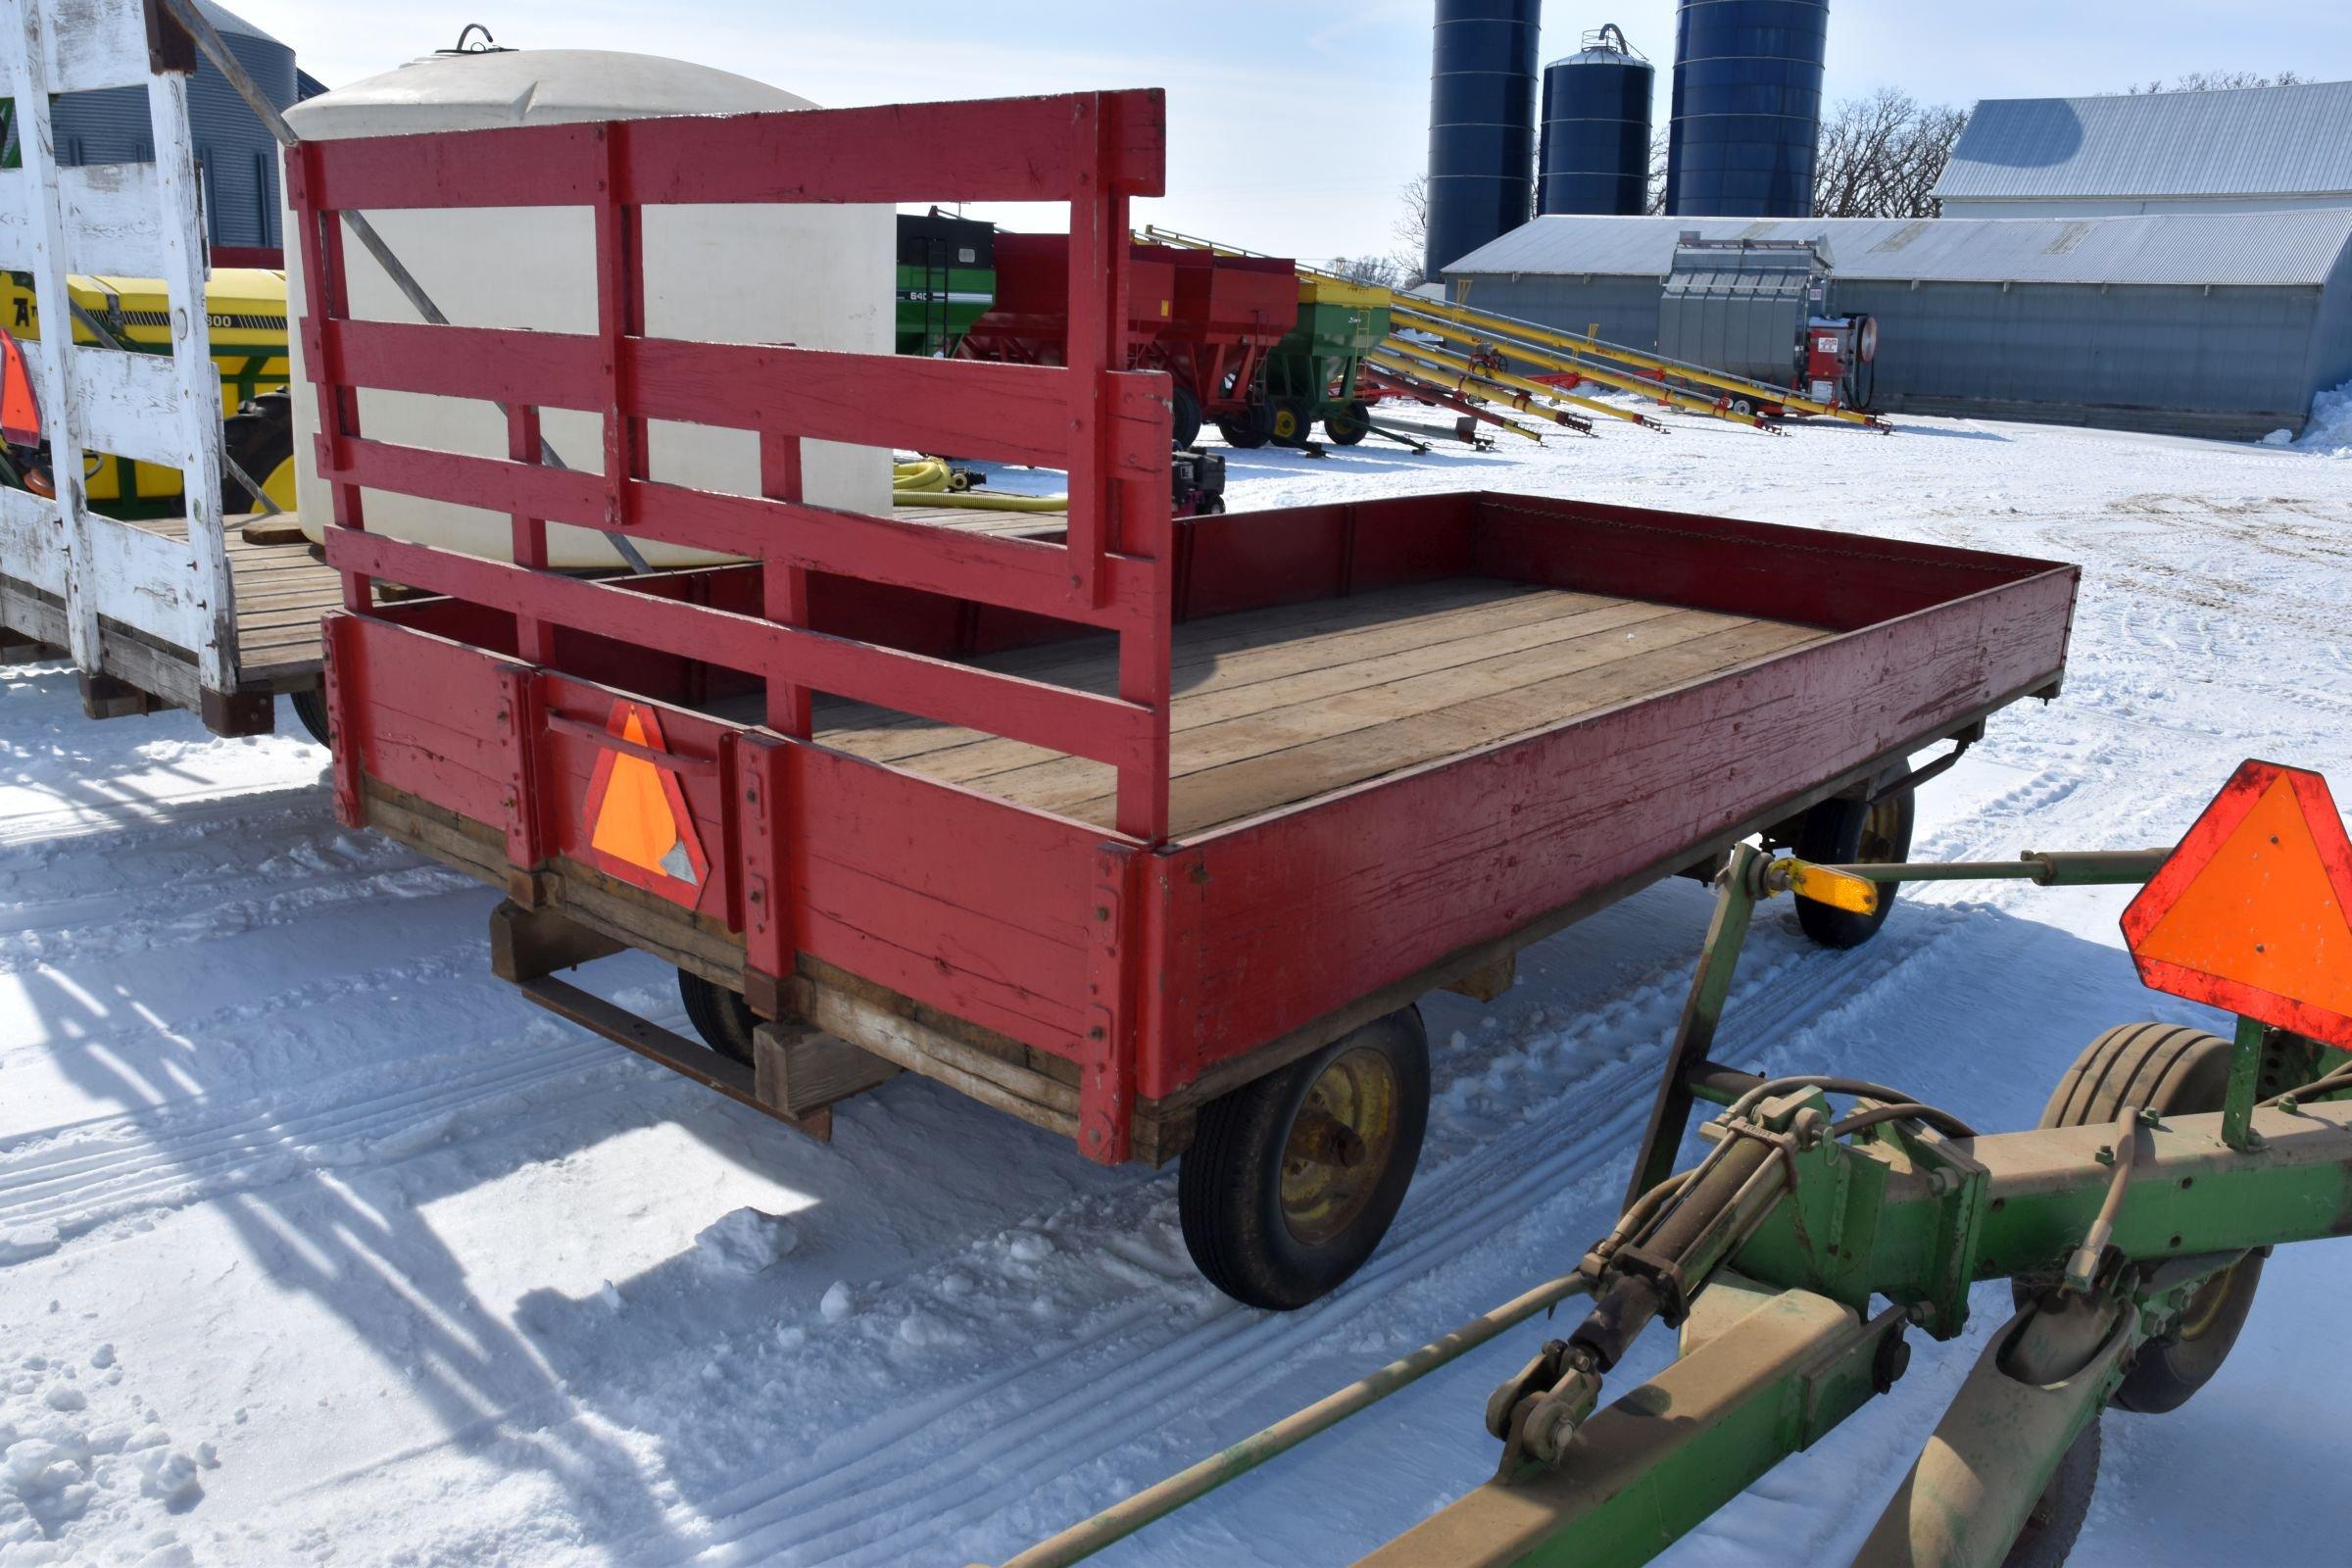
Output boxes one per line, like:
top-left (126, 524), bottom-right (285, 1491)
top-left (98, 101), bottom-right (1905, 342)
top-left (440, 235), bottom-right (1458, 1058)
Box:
top-left (283, 48), bottom-right (892, 568)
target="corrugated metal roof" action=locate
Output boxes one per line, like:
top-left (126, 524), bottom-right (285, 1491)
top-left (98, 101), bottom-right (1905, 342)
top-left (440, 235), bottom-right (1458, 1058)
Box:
top-left (1442, 211), bottom-right (2352, 287)
top-left (1933, 81), bottom-right (2352, 203)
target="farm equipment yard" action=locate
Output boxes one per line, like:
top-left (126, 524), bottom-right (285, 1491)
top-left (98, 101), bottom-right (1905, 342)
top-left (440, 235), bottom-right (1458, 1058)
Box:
top-left (2, 406), bottom-right (2349, 1566)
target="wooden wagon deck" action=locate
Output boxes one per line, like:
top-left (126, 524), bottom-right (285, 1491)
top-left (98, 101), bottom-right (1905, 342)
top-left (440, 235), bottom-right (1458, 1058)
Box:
top-left (0, 513), bottom-right (340, 724)
top-left (137, 514), bottom-right (342, 685)
top-left (737, 579), bottom-right (1827, 836)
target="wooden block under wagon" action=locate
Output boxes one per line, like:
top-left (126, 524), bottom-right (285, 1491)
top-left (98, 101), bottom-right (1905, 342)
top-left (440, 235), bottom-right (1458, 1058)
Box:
top-left (754, 1020), bottom-right (902, 1119)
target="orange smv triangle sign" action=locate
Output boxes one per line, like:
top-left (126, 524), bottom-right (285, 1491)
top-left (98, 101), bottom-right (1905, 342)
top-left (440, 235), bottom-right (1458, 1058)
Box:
top-left (0, 328), bottom-right (41, 446)
top-left (582, 701), bottom-right (708, 899)
top-left (2123, 760), bottom-right (2352, 1053)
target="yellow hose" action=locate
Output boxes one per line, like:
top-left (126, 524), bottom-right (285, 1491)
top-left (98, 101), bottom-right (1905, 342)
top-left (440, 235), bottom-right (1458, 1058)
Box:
top-left (893, 458), bottom-right (1062, 510)
top-left (892, 459), bottom-right (956, 492)
top-left (895, 490), bottom-right (1067, 513)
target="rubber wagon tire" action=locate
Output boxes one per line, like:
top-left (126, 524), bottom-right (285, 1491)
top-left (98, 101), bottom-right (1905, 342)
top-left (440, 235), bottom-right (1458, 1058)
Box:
top-left (1217, 414), bottom-right (1269, 450)
top-left (1791, 787), bottom-right (1915, 949)
top-left (288, 688), bottom-right (331, 747)
top-left (1180, 1006), bottom-right (1429, 1310)
top-left (1170, 384), bottom-right (1203, 449)
top-left (1322, 401), bottom-right (1370, 446)
top-left (678, 969), bottom-right (758, 1066)
top-left (2026, 1021), bottom-right (2264, 1414)
top-left (1264, 397), bottom-right (1313, 446)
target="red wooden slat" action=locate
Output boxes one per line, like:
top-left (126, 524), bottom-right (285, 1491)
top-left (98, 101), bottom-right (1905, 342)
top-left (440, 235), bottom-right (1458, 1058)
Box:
top-left (325, 319), bottom-right (605, 411)
top-left (325, 433), bottom-right (1152, 628)
top-left (1063, 96), bottom-right (1111, 607)
top-left (621, 91), bottom-right (1164, 206)
top-left (760, 429), bottom-right (811, 735)
top-left (594, 123), bottom-right (640, 537)
top-left (632, 482), bottom-right (1151, 630)
top-left (305, 119), bottom-right (605, 210)
top-left (624, 338), bottom-right (1159, 478)
top-left (326, 528), bottom-right (1159, 772)
top-left (507, 406), bottom-right (555, 664)
top-left (330, 438), bottom-right (608, 531)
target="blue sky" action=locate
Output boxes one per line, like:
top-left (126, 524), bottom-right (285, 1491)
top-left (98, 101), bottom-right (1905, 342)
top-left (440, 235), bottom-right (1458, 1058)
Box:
top-left (232, 1), bottom-right (2352, 262)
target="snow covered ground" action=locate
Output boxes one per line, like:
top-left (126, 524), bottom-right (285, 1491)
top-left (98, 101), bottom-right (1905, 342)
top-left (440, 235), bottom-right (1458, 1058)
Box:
top-left (4, 406), bottom-right (2351, 1567)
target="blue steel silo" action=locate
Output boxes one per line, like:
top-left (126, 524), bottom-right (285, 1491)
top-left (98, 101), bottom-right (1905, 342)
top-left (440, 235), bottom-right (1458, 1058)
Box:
top-left (1665, 0), bottom-right (1828, 219)
top-left (48, 0), bottom-right (300, 250)
top-left (1426, 0), bottom-right (1543, 279)
top-left (1538, 24), bottom-right (1654, 217)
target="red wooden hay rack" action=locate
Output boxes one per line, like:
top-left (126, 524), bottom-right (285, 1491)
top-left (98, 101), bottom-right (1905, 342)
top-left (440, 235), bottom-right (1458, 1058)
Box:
top-left (290, 92), bottom-right (1175, 1160)
top-left (290, 90), bottom-right (1175, 840)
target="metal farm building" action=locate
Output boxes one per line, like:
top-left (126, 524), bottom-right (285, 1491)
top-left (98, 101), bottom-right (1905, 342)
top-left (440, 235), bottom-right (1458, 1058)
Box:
top-left (1935, 80), bottom-right (2352, 220)
top-left (1442, 211), bottom-right (2352, 438)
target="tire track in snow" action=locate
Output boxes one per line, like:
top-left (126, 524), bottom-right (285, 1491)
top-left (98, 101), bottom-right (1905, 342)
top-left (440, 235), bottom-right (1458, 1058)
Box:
top-left (0, 1028), bottom-right (621, 1242)
top-left (0, 953), bottom-right (741, 1250)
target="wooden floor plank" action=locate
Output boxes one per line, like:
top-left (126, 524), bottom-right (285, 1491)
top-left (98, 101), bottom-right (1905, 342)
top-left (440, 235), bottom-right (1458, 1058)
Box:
top-left (899, 596), bottom-right (1684, 787)
top-left (956, 607), bottom-right (1760, 810)
top-left (831, 583), bottom-right (1606, 769)
top-left (784, 578), bottom-right (1831, 836)
top-left (1143, 620), bottom-right (1826, 835)
top-left (814, 578), bottom-right (1537, 742)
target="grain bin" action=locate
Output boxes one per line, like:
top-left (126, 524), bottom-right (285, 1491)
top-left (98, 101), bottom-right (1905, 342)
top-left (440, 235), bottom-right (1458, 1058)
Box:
top-left (1665, 0), bottom-right (1829, 219)
top-left (1426, 0), bottom-right (1544, 279)
top-left (1538, 25), bottom-right (1654, 218)
top-left (283, 48), bottom-right (891, 569)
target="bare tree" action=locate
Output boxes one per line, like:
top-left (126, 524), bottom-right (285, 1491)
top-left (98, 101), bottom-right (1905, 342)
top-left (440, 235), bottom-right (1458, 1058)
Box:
top-left (1811, 87), bottom-right (1966, 218)
top-left (2124, 70), bottom-right (2304, 93)
top-left (1329, 253), bottom-right (1404, 288)
top-left (1392, 174), bottom-right (1429, 286)
top-left (1645, 127), bottom-right (1669, 215)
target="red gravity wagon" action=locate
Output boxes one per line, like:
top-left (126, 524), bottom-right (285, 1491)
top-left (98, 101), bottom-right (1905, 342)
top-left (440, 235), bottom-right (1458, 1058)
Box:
top-left (291, 89), bottom-right (2076, 1308)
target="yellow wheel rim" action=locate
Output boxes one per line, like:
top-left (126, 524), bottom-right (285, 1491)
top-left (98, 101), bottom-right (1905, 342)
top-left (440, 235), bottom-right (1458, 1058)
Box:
top-left (2178, 1259), bottom-right (2244, 1341)
top-left (259, 454), bottom-right (298, 513)
top-left (1279, 1046), bottom-right (1400, 1247)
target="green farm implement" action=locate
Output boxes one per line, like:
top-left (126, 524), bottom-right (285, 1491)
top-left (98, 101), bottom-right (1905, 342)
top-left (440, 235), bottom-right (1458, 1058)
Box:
top-left (984, 758), bottom-right (2352, 1568)
top-left (1253, 272), bottom-right (1390, 449)
top-left (895, 210), bottom-right (995, 358)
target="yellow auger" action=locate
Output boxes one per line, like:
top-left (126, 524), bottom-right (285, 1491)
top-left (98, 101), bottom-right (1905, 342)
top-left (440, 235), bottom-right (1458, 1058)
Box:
top-left (1390, 303), bottom-right (1783, 433)
top-left (1359, 351), bottom-right (1549, 442)
top-left (1370, 339), bottom-right (1664, 434)
top-left (1404, 293), bottom-right (1888, 430)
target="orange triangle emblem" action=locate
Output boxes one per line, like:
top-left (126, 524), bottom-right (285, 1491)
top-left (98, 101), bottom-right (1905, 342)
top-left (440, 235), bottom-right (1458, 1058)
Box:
top-left (581, 701), bottom-right (709, 898)
top-left (2123, 760), bottom-right (2352, 1052)
top-left (0, 328), bottom-right (40, 446)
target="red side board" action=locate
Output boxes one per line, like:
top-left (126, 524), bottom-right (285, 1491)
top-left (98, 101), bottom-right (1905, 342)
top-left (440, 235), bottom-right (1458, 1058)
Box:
top-left (338, 615), bottom-right (1105, 1057)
